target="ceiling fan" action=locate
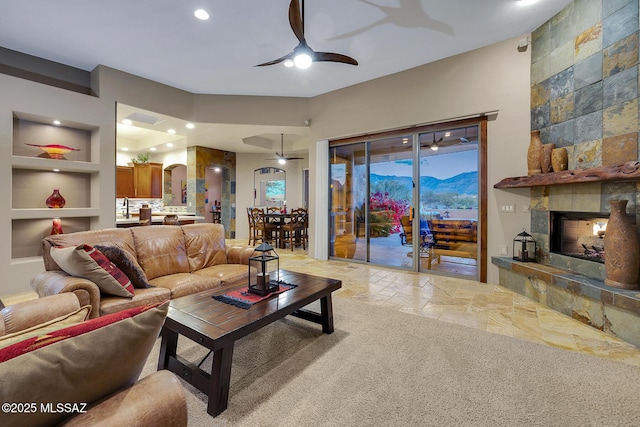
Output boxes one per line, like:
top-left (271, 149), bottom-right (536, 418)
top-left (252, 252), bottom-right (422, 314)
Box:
top-left (256, 0), bottom-right (358, 69)
top-left (421, 133), bottom-right (443, 151)
top-left (267, 134), bottom-right (304, 164)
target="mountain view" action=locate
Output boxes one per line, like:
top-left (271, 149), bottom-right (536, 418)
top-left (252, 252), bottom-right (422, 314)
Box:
top-left (370, 171), bottom-right (478, 196)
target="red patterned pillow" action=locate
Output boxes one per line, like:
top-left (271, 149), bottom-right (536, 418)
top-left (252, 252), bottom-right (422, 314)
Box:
top-left (50, 244), bottom-right (135, 297)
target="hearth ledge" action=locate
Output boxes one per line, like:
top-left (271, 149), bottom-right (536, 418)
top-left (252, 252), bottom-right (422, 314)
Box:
top-left (492, 256), bottom-right (640, 347)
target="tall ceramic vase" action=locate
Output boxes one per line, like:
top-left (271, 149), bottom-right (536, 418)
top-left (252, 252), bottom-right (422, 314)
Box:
top-left (604, 200), bottom-right (640, 290)
top-left (527, 130), bottom-right (543, 175)
top-left (551, 147), bottom-right (568, 172)
top-left (540, 143), bottom-right (555, 173)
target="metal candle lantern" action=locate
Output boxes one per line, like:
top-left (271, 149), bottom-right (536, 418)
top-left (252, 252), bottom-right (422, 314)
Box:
top-left (248, 242), bottom-right (280, 296)
top-left (513, 229), bottom-right (537, 262)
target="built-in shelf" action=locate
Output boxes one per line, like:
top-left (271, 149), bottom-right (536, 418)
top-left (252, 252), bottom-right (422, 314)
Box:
top-left (494, 161), bottom-right (640, 189)
top-left (11, 208), bottom-right (101, 220)
top-left (12, 155), bottom-right (100, 173)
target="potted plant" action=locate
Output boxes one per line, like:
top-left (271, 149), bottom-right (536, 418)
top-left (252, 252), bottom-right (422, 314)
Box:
top-left (131, 152), bottom-right (150, 164)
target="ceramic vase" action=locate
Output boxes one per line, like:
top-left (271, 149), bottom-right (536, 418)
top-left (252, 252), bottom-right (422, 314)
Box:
top-left (527, 130), bottom-right (543, 175)
top-left (540, 143), bottom-right (555, 173)
top-left (46, 189), bottom-right (65, 208)
top-left (164, 214), bottom-right (179, 225)
top-left (551, 147), bottom-right (568, 172)
top-left (50, 218), bottom-right (63, 235)
top-left (139, 204), bottom-right (152, 226)
top-left (604, 200), bottom-right (640, 290)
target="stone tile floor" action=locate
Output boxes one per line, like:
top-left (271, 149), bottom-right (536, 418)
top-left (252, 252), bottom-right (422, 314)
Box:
top-left (264, 241), bottom-right (640, 367)
top-left (4, 239), bottom-right (638, 367)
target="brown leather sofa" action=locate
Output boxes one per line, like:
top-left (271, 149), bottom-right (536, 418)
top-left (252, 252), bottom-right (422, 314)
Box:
top-left (0, 293), bottom-right (187, 427)
top-left (31, 223), bottom-right (256, 318)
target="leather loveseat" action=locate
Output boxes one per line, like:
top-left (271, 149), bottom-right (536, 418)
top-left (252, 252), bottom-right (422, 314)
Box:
top-left (31, 223), bottom-right (256, 318)
top-left (0, 293), bottom-right (187, 427)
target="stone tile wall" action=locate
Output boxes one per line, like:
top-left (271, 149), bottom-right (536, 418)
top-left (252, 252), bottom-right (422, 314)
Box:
top-left (187, 146), bottom-right (237, 238)
top-left (529, 0), bottom-right (640, 278)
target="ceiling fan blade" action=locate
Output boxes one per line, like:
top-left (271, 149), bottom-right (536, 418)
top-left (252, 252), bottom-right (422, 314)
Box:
top-left (289, 0), bottom-right (305, 43)
top-left (255, 51), bottom-right (295, 67)
top-left (314, 51), bottom-right (358, 66)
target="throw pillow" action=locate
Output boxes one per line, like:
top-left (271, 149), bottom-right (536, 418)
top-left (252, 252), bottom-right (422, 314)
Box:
top-left (0, 300), bottom-right (169, 427)
top-left (0, 305), bottom-right (91, 350)
top-left (50, 244), bottom-right (135, 298)
top-left (94, 245), bottom-right (153, 289)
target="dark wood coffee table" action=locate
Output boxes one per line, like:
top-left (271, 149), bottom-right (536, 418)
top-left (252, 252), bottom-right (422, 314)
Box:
top-left (157, 269), bottom-right (342, 417)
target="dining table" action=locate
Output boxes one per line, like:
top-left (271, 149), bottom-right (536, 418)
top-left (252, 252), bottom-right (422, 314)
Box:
top-left (264, 211), bottom-right (293, 249)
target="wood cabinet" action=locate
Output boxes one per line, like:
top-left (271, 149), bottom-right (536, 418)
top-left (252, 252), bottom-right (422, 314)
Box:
top-left (116, 166), bottom-right (134, 198)
top-left (134, 163), bottom-right (163, 198)
top-left (117, 163), bottom-right (162, 198)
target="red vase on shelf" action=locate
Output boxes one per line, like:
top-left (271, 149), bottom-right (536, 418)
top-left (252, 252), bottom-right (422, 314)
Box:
top-left (46, 189), bottom-right (65, 208)
top-left (50, 218), bottom-right (63, 235)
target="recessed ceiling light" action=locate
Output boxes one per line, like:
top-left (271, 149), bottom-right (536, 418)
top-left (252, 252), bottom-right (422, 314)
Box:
top-left (53, 120), bottom-right (61, 125)
top-left (167, 143), bottom-right (174, 148)
top-left (122, 147), bottom-right (129, 151)
top-left (122, 119), bottom-right (132, 125)
top-left (444, 132), bottom-right (451, 137)
top-left (150, 147), bottom-right (157, 151)
top-left (194, 9), bottom-right (209, 20)
top-left (186, 123), bottom-right (195, 129)
top-left (167, 129), bottom-right (176, 134)
top-left (214, 167), bottom-right (221, 172)
top-left (52, 168), bottom-right (60, 172)
top-left (518, 0), bottom-right (538, 5)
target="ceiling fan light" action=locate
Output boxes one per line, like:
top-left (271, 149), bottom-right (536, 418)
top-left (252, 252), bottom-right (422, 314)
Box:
top-left (430, 144), bottom-right (438, 151)
top-left (278, 158), bottom-right (287, 165)
top-left (284, 59), bottom-right (295, 67)
top-left (294, 53), bottom-right (312, 69)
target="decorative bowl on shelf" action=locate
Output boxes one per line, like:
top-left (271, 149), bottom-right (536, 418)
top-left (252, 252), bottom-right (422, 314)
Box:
top-left (25, 143), bottom-right (80, 159)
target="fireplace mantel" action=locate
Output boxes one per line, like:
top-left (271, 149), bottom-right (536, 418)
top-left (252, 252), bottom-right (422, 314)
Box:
top-left (494, 161), bottom-right (640, 189)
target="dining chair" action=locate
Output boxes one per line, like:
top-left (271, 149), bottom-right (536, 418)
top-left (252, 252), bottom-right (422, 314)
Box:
top-left (247, 207), bottom-right (256, 245)
top-left (281, 208), bottom-right (307, 251)
top-left (250, 207), bottom-right (278, 246)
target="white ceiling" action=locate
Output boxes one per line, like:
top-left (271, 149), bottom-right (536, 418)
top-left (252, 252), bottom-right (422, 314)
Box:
top-left (0, 0), bottom-right (571, 154)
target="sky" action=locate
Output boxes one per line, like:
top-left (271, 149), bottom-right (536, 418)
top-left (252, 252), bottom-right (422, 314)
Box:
top-left (370, 150), bottom-right (478, 180)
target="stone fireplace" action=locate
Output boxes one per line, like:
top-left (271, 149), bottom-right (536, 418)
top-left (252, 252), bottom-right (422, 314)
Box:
top-left (549, 211), bottom-right (610, 264)
top-left (493, 0), bottom-right (640, 347)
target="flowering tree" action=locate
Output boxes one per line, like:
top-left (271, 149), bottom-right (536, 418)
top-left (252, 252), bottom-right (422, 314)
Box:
top-left (369, 191), bottom-right (409, 234)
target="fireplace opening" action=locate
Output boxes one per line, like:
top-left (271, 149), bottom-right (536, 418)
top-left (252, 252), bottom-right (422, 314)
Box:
top-left (550, 211), bottom-right (613, 263)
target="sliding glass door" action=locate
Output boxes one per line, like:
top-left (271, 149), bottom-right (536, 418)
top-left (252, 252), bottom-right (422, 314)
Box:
top-left (417, 127), bottom-right (479, 277)
top-left (329, 120), bottom-right (484, 281)
top-left (368, 136), bottom-right (413, 267)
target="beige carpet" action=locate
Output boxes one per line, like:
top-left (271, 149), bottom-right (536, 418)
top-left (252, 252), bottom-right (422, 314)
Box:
top-left (141, 297), bottom-right (640, 426)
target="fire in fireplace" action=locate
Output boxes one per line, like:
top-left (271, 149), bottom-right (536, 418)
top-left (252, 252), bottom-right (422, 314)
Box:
top-left (550, 211), bottom-right (612, 263)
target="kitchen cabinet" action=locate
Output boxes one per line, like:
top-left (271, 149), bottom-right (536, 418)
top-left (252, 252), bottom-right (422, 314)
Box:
top-left (116, 166), bottom-right (134, 198)
top-left (133, 162), bottom-right (163, 198)
top-left (117, 163), bottom-right (163, 198)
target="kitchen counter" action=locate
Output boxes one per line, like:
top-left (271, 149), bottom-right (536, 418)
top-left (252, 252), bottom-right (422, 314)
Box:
top-left (116, 215), bottom-right (205, 227)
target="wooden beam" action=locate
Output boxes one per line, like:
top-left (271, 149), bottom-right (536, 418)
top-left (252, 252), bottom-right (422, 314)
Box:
top-left (494, 161), bottom-right (640, 188)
